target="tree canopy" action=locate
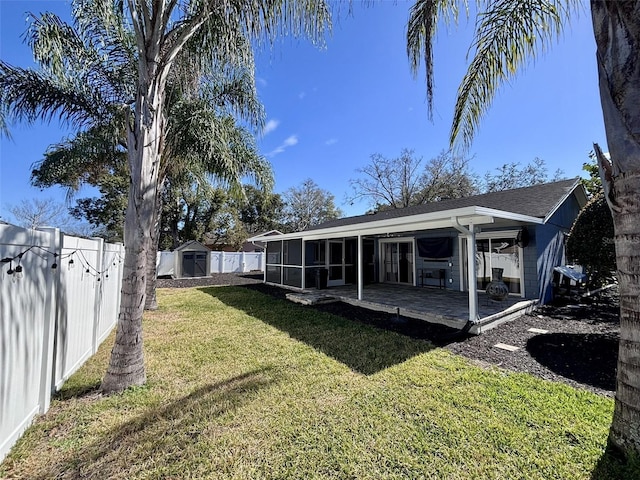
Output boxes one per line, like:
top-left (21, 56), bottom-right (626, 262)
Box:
top-left (282, 178), bottom-right (341, 232)
top-left (347, 149), bottom-right (478, 211)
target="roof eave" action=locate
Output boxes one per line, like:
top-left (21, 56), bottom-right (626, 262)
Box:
top-left (248, 206), bottom-right (544, 242)
top-left (542, 178), bottom-right (587, 223)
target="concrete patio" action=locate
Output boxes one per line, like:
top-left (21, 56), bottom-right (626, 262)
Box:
top-left (287, 283), bottom-right (538, 334)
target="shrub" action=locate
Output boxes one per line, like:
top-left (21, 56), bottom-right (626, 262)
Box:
top-left (566, 192), bottom-right (615, 286)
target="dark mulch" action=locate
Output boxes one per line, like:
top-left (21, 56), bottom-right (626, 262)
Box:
top-left (159, 274), bottom-right (619, 396)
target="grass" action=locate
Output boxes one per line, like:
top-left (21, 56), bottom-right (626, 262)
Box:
top-left (1, 286), bottom-right (638, 479)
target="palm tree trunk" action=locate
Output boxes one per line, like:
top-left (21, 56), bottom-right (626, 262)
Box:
top-left (102, 75), bottom-right (165, 394)
top-left (591, 1), bottom-right (640, 455)
top-left (144, 189), bottom-right (163, 311)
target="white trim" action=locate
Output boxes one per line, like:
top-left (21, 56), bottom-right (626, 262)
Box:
top-left (357, 235), bottom-right (363, 301)
top-left (327, 239), bottom-right (345, 287)
top-left (247, 206), bottom-right (525, 242)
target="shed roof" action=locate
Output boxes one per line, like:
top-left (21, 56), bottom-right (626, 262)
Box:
top-left (175, 240), bottom-right (210, 252)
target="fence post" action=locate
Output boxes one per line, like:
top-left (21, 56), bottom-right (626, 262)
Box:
top-left (241, 252), bottom-right (246, 272)
top-left (220, 251), bottom-right (225, 273)
top-left (92, 237), bottom-right (104, 355)
top-left (37, 227), bottom-right (61, 414)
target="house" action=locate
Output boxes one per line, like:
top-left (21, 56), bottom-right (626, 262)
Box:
top-left (248, 179), bottom-right (588, 332)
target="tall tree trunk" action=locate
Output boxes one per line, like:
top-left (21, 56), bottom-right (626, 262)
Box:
top-left (144, 187), bottom-right (163, 311)
top-left (102, 74), bottom-right (165, 394)
top-left (591, 1), bottom-right (640, 455)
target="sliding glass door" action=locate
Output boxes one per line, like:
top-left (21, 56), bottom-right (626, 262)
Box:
top-left (475, 236), bottom-right (522, 295)
top-left (380, 239), bottom-right (414, 285)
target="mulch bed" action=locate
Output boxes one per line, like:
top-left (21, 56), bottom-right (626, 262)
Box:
top-left (159, 274), bottom-right (619, 396)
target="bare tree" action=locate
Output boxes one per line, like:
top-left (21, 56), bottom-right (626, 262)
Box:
top-left (347, 149), bottom-right (478, 211)
top-left (483, 157), bottom-right (564, 192)
top-left (7, 198), bottom-right (91, 235)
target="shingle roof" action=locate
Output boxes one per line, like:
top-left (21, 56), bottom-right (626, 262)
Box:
top-left (305, 178), bottom-right (582, 232)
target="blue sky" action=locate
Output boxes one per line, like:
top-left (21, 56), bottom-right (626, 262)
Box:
top-left (1, 1), bottom-right (605, 222)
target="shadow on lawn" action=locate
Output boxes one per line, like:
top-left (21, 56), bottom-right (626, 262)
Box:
top-left (526, 332), bottom-right (618, 391)
top-left (206, 286), bottom-right (437, 376)
top-left (590, 439), bottom-right (640, 480)
top-left (36, 369), bottom-right (276, 480)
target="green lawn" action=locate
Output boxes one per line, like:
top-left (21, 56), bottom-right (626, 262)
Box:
top-left (1, 286), bottom-right (637, 479)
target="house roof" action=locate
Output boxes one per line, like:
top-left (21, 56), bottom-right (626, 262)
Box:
top-left (249, 178), bottom-right (587, 242)
top-left (307, 178), bottom-right (584, 231)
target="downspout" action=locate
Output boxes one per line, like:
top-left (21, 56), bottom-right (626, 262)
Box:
top-left (451, 217), bottom-right (479, 325)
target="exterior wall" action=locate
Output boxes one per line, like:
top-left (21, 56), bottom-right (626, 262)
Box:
top-left (522, 232), bottom-right (539, 300)
top-left (260, 195), bottom-right (582, 305)
top-left (535, 195), bottom-right (583, 303)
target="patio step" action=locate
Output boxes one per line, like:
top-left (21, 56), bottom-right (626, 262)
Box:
top-left (285, 292), bottom-right (339, 306)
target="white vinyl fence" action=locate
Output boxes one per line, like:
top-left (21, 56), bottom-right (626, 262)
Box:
top-left (0, 224), bottom-right (124, 462)
top-left (157, 250), bottom-right (264, 277)
top-left (209, 251), bottom-right (263, 274)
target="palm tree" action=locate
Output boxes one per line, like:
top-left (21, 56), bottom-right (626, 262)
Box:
top-left (1, 0), bottom-right (325, 394)
top-left (97, 0), bottom-right (330, 394)
top-left (3, 2), bottom-right (273, 311)
top-left (407, 0), bottom-right (640, 456)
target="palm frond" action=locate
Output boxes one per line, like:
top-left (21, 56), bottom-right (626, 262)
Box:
top-left (407, 0), bottom-right (468, 118)
top-left (27, 9), bottom-right (136, 103)
top-left (0, 62), bottom-right (109, 127)
top-left (161, 0), bottom-right (331, 87)
top-left (31, 123), bottom-right (127, 195)
top-left (451, 0), bottom-right (579, 149)
top-left (164, 96), bottom-right (273, 199)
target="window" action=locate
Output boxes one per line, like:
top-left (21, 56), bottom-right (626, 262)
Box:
top-left (476, 235), bottom-right (521, 294)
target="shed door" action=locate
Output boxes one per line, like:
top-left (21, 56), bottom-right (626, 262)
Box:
top-left (183, 251), bottom-right (207, 277)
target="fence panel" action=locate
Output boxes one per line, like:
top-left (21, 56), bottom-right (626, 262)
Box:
top-left (0, 225), bottom-right (57, 461)
top-left (96, 243), bottom-right (124, 346)
top-left (243, 252), bottom-right (263, 271)
top-left (157, 250), bottom-right (264, 275)
top-left (54, 236), bottom-right (101, 389)
top-left (0, 225), bottom-right (122, 462)
top-left (223, 253), bottom-right (242, 273)
top-left (207, 252), bottom-right (264, 274)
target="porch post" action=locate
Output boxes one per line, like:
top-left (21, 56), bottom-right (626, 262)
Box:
top-left (467, 223), bottom-right (478, 322)
top-left (301, 239), bottom-right (306, 290)
top-left (357, 235), bottom-right (363, 301)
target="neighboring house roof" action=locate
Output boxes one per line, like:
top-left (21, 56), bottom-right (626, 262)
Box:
top-left (248, 179), bottom-right (587, 242)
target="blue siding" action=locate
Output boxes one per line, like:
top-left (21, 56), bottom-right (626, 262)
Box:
top-left (535, 195), bottom-right (582, 303)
